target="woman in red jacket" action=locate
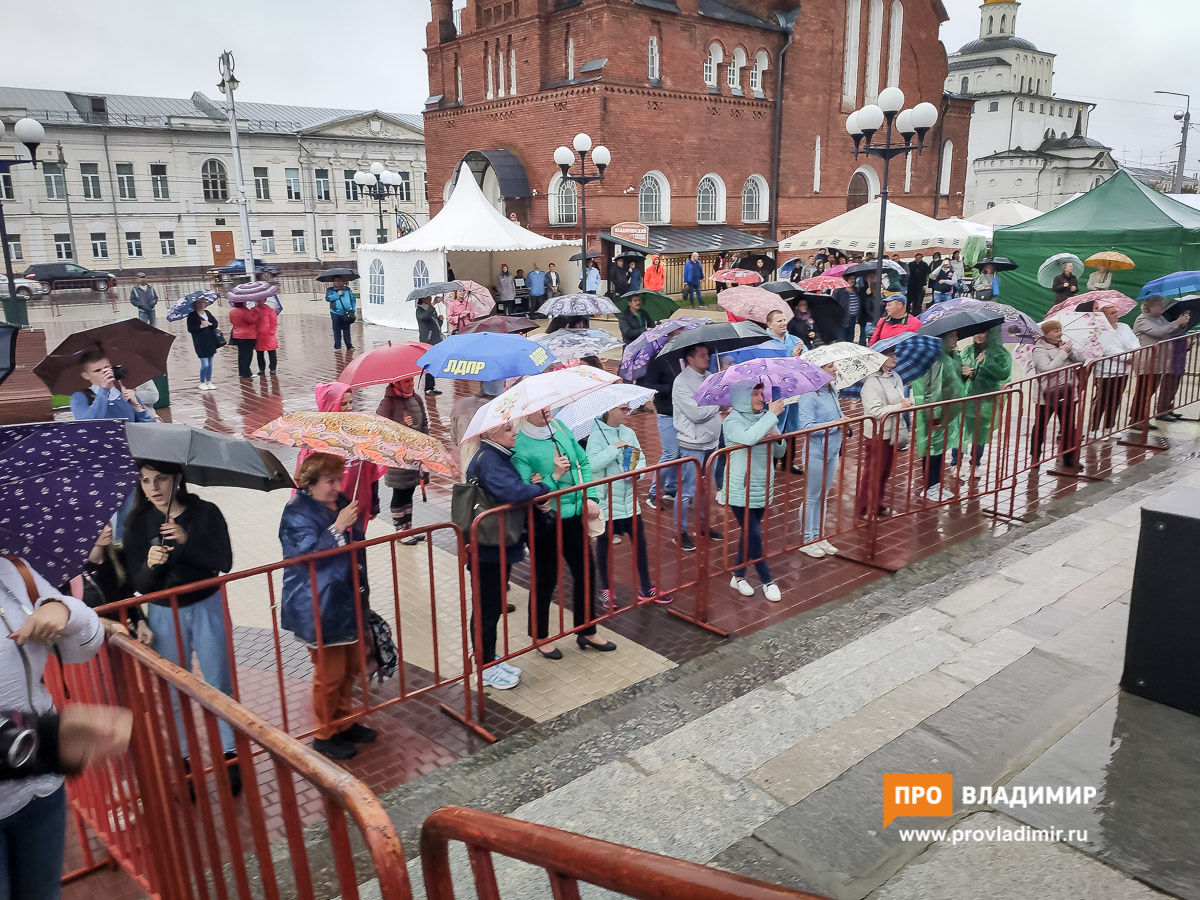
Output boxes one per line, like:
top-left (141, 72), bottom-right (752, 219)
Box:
top-left (255, 302), bottom-right (279, 375)
top-left (228, 299), bottom-right (261, 378)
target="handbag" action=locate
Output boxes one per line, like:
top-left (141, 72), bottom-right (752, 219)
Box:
top-left (452, 455), bottom-right (525, 547)
top-left (343, 309), bottom-right (357, 324)
top-left (213, 326), bottom-right (228, 349)
top-left (366, 610), bottom-right (396, 682)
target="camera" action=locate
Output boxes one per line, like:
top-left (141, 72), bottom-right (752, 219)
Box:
top-left (0, 714), bottom-right (39, 769)
top-left (111, 364), bottom-right (129, 383)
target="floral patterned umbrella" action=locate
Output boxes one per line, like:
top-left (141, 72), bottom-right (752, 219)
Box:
top-left (617, 317), bottom-right (708, 380)
top-left (537, 293), bottom-right (620, 318)
top-left (455, 280), bottom-right (497, 317)
top-left (717, 285), bottom-right (793, 324)
top-left (796, 275), bottom-right (852, 293)
top-left (712, 268), bottom-right (763, 285)
top-left (1056, 311), bottom-right (1112, 362)
top-left (463, 365), bottom-right (618, 439)
top-left (693, 357), bottom-right (832, 407)
top-left (1048, 291), bottom-right (1137, 318)
top-left (530, 328), bottom-right (622, 362)
top-left (255, 411), bottom-right (458, 477)
top-left (801, 342), bottom-right (886, 390)
top-left (166, 290), bottom-right (220, 322)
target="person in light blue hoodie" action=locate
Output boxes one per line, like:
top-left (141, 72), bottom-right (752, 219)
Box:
top-left (722, 382), bottom-right (787, 601)
top-left (793, 363), bottom-right (848, 559)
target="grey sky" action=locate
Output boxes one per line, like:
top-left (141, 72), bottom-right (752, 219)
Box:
top-left (5, 0), bottom-right (1197, 175)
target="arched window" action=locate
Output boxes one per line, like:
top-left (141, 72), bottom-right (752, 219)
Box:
top-left (648, 36), bottom-right (660, 80)
top-left (1000, 13), bottom-right (1006, 32)
top-left (750, 50), bottom-right (768, 93)
top-left (567, 37), bottom-right (575, 80)
top-left (497, 40), bottom-right (505, 95)
top-left (741, 175), bottom-right (767, 223)
top-left (1020, 76), bottom-right (1025, 93)
top-left (703, 43), bottom-right (723, 88)
top-left (939, 140), bottom-right (954, 196)
top-left (201, 159), bottom-right (228, 201)
top-left (887, 1), bottom-right (904, 88)
top-left (727, 47), bottom-right (746, 92)
top-left (485, 46), bottom-right (493, 98)
top-left (1017, 100), bottom-right (1023, 111)
top-left (865, 0), bottom-right (884, 102)
top-left (986, 201), bottom-right (996, 209)
top-left (412, 259), bottom-right (430, 289)
top-left (987, 15), bottom-right (993, 34)
top-left (638, 171), bottom-right (670, 224)
top-left (509, 42), bottom-right (517, 94)
top-left (842, 0), bottom-right (861, 106)
top-left (369, 258), bottom-right (385, 304)
top-left (696, 174), bottom-right (725, 223)
top-left (455, 61), bottom-right (463, 103)
top-left (960, 76), bottom-right (969, 94)
top-left (548, 173), bottom-right (577, 225)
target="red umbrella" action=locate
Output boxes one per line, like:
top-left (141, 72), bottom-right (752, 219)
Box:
top-left (717, 285), bottom-right (792, 324)
top-left (1047, 290), bottom-right (1137, 318)
top-left (457, 315), bottom-right (539, 334)
top-left (337, 341), bottom-right (430, 389)
top-left (797, 275), bottom-right (852, 293)
top-left (713, 268), bottom-right (763, 285)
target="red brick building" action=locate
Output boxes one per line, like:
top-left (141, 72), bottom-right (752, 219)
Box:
top-left (422, 0), bottom-right (970, 268)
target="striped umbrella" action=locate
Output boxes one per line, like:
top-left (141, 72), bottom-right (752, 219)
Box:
top-left (841, 332), bottom-right (942, 396)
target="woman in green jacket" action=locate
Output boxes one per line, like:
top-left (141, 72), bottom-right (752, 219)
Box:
top-left (513, 410), bottom-right (615, 657)
top-left (913, 332), bottom-right (966, 502)
top-left (722, 382), bottom-right (787, 601)
top-left (954, 327), bottom-right (1011, 469)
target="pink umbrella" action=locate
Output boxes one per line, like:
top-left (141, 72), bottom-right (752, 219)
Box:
top-left (797, 275), bottom-right (852, 293)
top-left (717, 285), bottom-right (793, 324)
top-left (825, 263), bottom-right (851, 278)
top-left (712, 268), bottom-right (764, 285)
top-left (455, 280), bottom-right (497, 317)
top-left (1047, 290), bottom-right (1136, 319)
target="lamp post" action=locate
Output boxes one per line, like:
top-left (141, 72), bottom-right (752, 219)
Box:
top-left (1154, 90), bottom-right (1191, 194)
top-left (217, 51), bottom-right (257, 283)
top-left (354, 164), bottom-right (417, 244)
top-left (553, 133), bottom-right (610, 290)
top-left (845, 88), bottom-right (939, 295)
top-left (0, 117), bottom-right (45, 303)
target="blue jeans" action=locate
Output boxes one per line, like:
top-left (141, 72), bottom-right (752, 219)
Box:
top-left (731, 506), bottom-right (771, 585)
top-left (331, 313), bottom-right (353, 349)
top-left (137, 308), bottom-right (157, 328)
top-left (933, 292), bottom-right (952, 304)
top-left (804, 450), bottom-right (840, 542)
top-left (683, 283), bottom-right (702, 306)
top-left (148, 591), bottom-right (236, 754)
top-left (677, 446), bottom-right (716, 535)
top-left (648, 414), bottom-right (679, 502)
top-left (199, 356), bottom-right (213, 383)
top-left (0, 786), bottom-right (66, 900)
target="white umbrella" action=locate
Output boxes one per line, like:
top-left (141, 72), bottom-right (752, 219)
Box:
top-left (801, 342), bottom-right (887, 390)
top-left (463, 365), bottom-right (618, 439)
top-left (555, 384), bottom-right (657, 440)
top-left (779, 199), bottom-right (971, 254)
top-left (1037, 253), bottom-right (1085, 289)
top-left (1056, 311), bottom-right (1112, 362)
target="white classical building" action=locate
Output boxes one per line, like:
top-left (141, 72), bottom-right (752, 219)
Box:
top-left (0, 87), bottom-right (428, 275)
top-left (944, 0), bottom-right (1114, 214)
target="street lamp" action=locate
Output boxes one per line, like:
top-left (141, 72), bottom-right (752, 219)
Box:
top-left (1154, 90), bottom-right (1191, 195)
top-left (354, 166), bottom-right (419, 244)
top-left (0, 117), bottom-right (45, 304)
top-left (845, 88), bottom-right (939, 294)
top-left (217, 51), bottom-right (257, 283)
top-left (553, 133), bottom-right (610, 289)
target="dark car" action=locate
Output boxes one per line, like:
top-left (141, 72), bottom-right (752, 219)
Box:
top-left (206, 258), bottom-right (281, 278)
top-left (16, 263), bottom-right (114, 297)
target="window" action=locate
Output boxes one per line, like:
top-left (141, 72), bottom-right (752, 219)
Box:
top-left (567, 38), bottom-right (575, 81)
top-left (285, 168), bottom-right (301, 201)
top-left (126, 232), bottom-right (143, 258)
top-left (813, 136), bottom-right (822, 193)
top-left (202, 160), bottom-right (229, 201)
top-left (510, 46), bottom-right (516, 94)
top-left (320, 229), bottom-right (335, 253)
top-left (987, 14), bottom-right (993, 34)
top-left (315, 169), bottom-right (331, 201)
top-left (159, 231), bottom-right (176, 256)
top-left (550, 175), bottom-right (577, 225)
top-left (6, 236), bottom-right (21, 262)
top-left (344, 170), bottom-right (359, 201)
top-left (1040, 103), bottom-right (1045, 113)
top-left (989, 101), bottom-right (999, 112)
top-left (90, 233), bottom-right (108, 259)
top-left (54, 233), bottom-right (73, 260)
top-left (349, 229), bottom-right (362, 250)
top-left (455, 65), bottom-right (463, 103)
top-left (369, 258), bottom-right (385, 304)
top-left (742, 175), bottom-right (767, 223)
top-left (292, 230), bottom-right (306, 253)
top-left (413, 259), bottom-right (431, 289)
top-left (648, 36), bottom-right (660, 80)
top-left (81, 163), bottom-right (102, 200)
top-left (750, 51), bottom-right (768, 94)
top-left (887, 1), bottom-right (904, 88)
top-left (260, 230), bottom-right (276, 253)
top-left (696, 174), bottom-right (724, 223)
top-left (1068, 106), bottom-right (1075, 118)
top-left (486, 47), bottom-right (494, 98)
top-left (704, 43), bottom-right (722, 88)
top-left (1017, 100), bottom-right (1023, 111)
top-left (150, 164), bottom-right (169, 199)
top-left (395, 172), bottom-right (412, 202)
top-left (0, 172), bottom-right (12, 201)
top-left (939, 140), bottom-right (954, 196)
top-left (116, 163), bottom-right (136, 199)
top-left (497, 40), bottom-right (505, 95)
top-left (865, 0), bottom-right (884, 102)
top-left (1000, 13), bottom-right (1006, 32)
top-left (638, 171), bottom-right (669, 224)
top-left (1036, 80), bottom-right (1041, 94)
top-left (254, 167), bottom-right (270, 200)
top-left (960, 76), bottom-right (969, 94)
top-left (727, 47), bottom-right (745, 92)
top-left (842, 0), bottom-right (861, 106)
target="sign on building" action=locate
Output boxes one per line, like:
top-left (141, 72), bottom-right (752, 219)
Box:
top-left (609, 221), bottom-right (650, 247)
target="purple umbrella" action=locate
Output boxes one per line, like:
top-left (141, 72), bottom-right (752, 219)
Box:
top-left (0, 420), bottom-right (138, 584)
top-left (693, 357), bottom-right (832, 407)
top-left (618, 317), bottom-right (708, 380)
top-left (166, 290), bottom-right (220, 322)
top-left (919, 298), bottom-right (1040, 345)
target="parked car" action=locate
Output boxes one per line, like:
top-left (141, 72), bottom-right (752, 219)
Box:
top-left (206, 258), bottom-right (281, 278)
top-left (15, 263), bottom-right (114, 298)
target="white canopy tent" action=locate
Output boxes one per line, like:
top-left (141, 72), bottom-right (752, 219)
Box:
top-left (948, 217), bottom-right (995, 240)
top-left (358, 168), bottom-right (577, 330)
top-left (965, 201), bottom-right (1044, 228)
top-left (779, 199), bottom-right (971, 254)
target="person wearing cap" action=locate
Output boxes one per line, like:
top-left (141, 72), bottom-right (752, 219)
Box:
top-left (129, 274), bottom-right (159, 327)
top-left (869, 295), bottom-right (922, 346)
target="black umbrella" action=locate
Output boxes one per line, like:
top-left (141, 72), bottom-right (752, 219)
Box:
top-left (316, 268), bottom-right (360, 282)
top-left (736, 254), bottom-right (776, 276)
top-left (125, 423), bottom-right (295, 491)
top-left (660, 321), bottom-right (770, 355)
top-left (918, 308), bottom-right (1005, 340)
top-left (1163, 295), bottom-right (1200, 324)
top-left (759, 280), bottom-right (802, 299)
top-left (0, 323), bottom-right (18, 388)
top-left (34, 319), bottom-right (175, 395)
top-left (613, 250), bottom-right (645, 261)
top-left (407, 281), bottom-right (463, 302)
top-left (977, 257), bottom-right (1019, 272)
top-left (569, 251), bottom-right (604, 262)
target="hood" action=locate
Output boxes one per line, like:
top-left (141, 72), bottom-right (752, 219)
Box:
top-left (728, 381), bottom-right (762, 415)
top-left (388, 378), bottom-right (416, 398)
top-left (480, 378), bottom-right (506, 397)
top-left (314, 381), bottom-right (351, 412)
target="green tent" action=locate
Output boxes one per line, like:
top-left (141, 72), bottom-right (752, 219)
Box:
top-left (991, 170), bottom-right (1200, 320)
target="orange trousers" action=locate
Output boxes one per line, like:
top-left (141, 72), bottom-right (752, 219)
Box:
top-left (308, 643), bottom-right (362, 740)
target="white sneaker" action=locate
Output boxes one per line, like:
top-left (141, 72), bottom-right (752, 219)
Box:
top-left (729, 576), bottom-right (754, 597)
top-left (482, 665), bottom-right (519, 690)
top-left (818, 540), bottom-right (838, 555)
top-left (926, 486), bottom-right (956, 502)
top-left (497, 661), bottom-right (521, 678)
top-left (800, 544), bottom-right (826, 559)
top-left (763, 583), bottom-right (782, 602)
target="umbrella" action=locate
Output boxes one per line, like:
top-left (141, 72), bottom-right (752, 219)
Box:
top-left (256, 412), bottom-right (457, 477)
top-left (569, 250), bottom-right (603, 261)
top-left (408, 281), bottom-right (463, 302)
top-left (0, 323), bottom-right (17, 388)
top-left (531, 328), bottom-right (622, 362)
top-left (316, 268), bottom-right (360, 282)
top-left (796, 275), bottom-right (852, 293)
top-left (226, 280), bottom-right (278, 307)
top-left (843, 260), bottom-right (903, 278)
top-left (554, 384), bottom-right (657, 440)
top-left (920, 298), bottom-right (1040, 345)
top-left (735, 254), bottom-right (776, 276)
top-left (1056, 311), bottom-right (1112, 362)
top-left (451, 280), bottom-right (497, 318)
top-left (712, 268), bottom-right (763, 285)
top-left (778, 258), bottom-right (799, 280)
top-left (1137, 270), bottom-right (1200, 300)
top-left (125, 423), bottom-right (294, 491)
top-left (717, 342), bottom-right (791, 365)
top-left (617, 317), bottom-right (708, 380)
top-left (614, 250), bottom-right (645, 262)
top-left (693, 357), bottom-right (832, 407)
top-left (338, 341), bottom-right (431, 388)
top-left (759, 280), bottom-right (803, 298)
top-left (456, 315), bottom-right (538, 335)
top-left (0, 420), bottom-right (137, 585)
top-left (537, 293), bottom-right (620, 318)
top-left (801, 342), bottom-right (887, 391)
top-left (918, 306), bottom-right (1004, 340)
top-left (717, 285), bottom-right (793, 324)
top-left (660, 321), bottom-right (771, 356)
top-left (1048, 291), bottom-right (1137, 319)
top-left (1037, 253), bottom-right (1085, 289)
top-left (417, 333), bottom-right (551, 380)
top-left (1163, 295), bottom-right (1200, 324)
top-left (976, 257), bottom-right (1019, 272)
top-left (825, 263), bottom-right (852, 278)
top-left (1084, 251), bottom-right (1135, 271)
top-left (616, 289), bottom-right (678, 321)
top-left (166, 290), bottom-right (220, 322)
top-left (34, 319), bottom-right (175, 395)
top-left (842, 332), bottom-right (943, 396)
top-left (463, 365), bottom-right (618, 439)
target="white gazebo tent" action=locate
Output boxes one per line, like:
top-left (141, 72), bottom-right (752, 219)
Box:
top-left (965, 201), bottom-right (1044, 228)
top-left (779, 199), bottom-right (971, 255)
top-left (358, 168), bottom-right (577, 330)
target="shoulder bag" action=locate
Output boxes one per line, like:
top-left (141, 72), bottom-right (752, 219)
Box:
top-left (451, 454), bottom-right (525, 548)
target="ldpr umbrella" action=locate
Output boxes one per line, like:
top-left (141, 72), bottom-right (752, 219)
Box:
top-left (796, 275), bottom-right (852, 293)
top-left (338, 341), bottom-right (431, 388)
top-left (0, 419), bottom-right (137, 585)
top-left (256, 412), bottom-right (458, 477)
top-left (617, 317), bottom-right (708, 380)
top-left (463, 365), bottom-right (619, 439)
top-left (918, 305), bottom-right (1004, 340)
top-left (316, 268), bottom-right (360, 282)
top-left (1056, 311), bottom-right (1112, 361)
top-left (0, 323), bottom-right (18, 388)
top-left (842, 332), bottom-right (942, 396)
top-left (166, 290), bottom-right (220, 322)
top-left (1163, 294), bottom-right (1200, 324)
top-left (1084, 251), bottom-right (1135, 271)
top-left (616, 289), bottom-right (678, 321)
top-left (418, 333), bottom-right (550, 380)
top-left (660, 321), bottom-right (771, 356)
top-left (408, 281), bottom-right (463, 302)
top-left (456, 315), bottom-right (538, 334)
top-left (1037, 253), bottom-right (1085, 289)
top-left (453, 280), bottom-right (497, 317)
top-left (801, 342), bottom-right (886, 391)
top-left (693, 357), bottom-right (832, 407)
top-left (34, 319), bottom-right (175, 395)
top-left (1048, 291), bottom-right (1137, 319)
top-left (530, 328), bottom-right (622, 363)
top-left (125, 423), bottom-right (294, 491)
top-left (712, 268), bottom-right (763, 285)
top-left (717, 285), bottom-right (793, 324)
top-left (976, 257), bottom-right (1019, 272)
top-left (538, 293), bottom-right (620, 318)
top-left (1137, 270), bottom-right (1200, 300)
top-left (555, 383), bottom-right (657, 440)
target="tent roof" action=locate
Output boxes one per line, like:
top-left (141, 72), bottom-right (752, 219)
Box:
top-left (374, 170), bottom-right (572, 253)
top-left (779, 199), bottom-right (970, 253)
top-left (965, 201), bottom-right (1044, 228)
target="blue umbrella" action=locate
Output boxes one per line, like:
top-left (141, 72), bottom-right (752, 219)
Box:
top-left (841, 332), bottom-right (941, 396)
top-left (1137, 270), bottom-right (1200, 300)
top-left (166, 290), bottom-right (219, 322)
top-left (417, 333), bottom-right (551, 380)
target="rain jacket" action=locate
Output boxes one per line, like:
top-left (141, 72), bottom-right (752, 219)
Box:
top-left (416, 303), bottom-right (444, 345)
top-left (228, 303), bottom-right (260, 340)
top-left (512, 420), bottom-right (598, 519)
top-left (644, 259), bottom-right (666, 292)
top-left (279, 490), bottom-right (368, 646)
top-left (1133, 313), bottom-right (1188, 375)
top-left (584, 267), bottom-right (601, 292)
top-left (794, 384), bottom-right (845, 458)
top-left (683, 259), bottom-right (704, 286)
top-left (586, 418), bottom-right (644, 521)
top-left (628, 267), bottom-right (643, 292)
top-left (721, 385), bottom-right (784, 508)
top-left (296, 382), bottom-right (384, 529)
top-left (868, 313), bottom-right (921, 346)
top-left (1051, 273), bottom-right (1078, 306)
top-left (495, 272), bottom-right (516, 304)
top-left (672, 366), bottom-right (722, 450)
top-left (376, 383), bottom-right (428, 490)
top-left (958, 329), bottom-right (1012, 446)
top-left (255, 305), bottom-right (279, 352)
top-left (643, 354), bottom-right (678, 418)
top-left (912, 338), bottom-right (966, 456)
top-left (326, 286), bottom-right (356, 316)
